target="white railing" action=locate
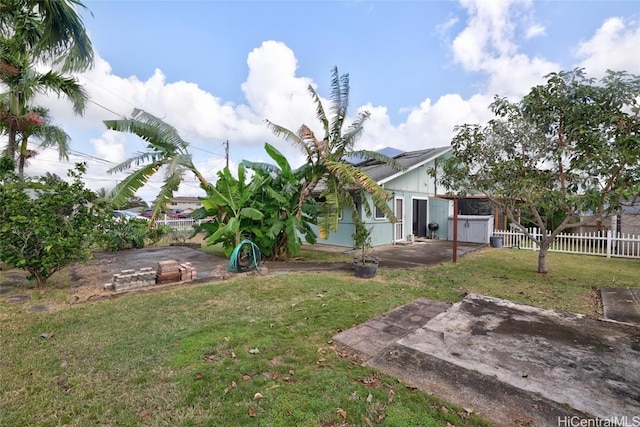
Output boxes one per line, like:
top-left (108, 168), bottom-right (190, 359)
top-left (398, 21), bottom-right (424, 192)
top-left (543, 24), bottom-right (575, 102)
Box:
top-left (493, 228), bottom-right (640, 259)
top-left (154, 217), bottom-right (212, 231)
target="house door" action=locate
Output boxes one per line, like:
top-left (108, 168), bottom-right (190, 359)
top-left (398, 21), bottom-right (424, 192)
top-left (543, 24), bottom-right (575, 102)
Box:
top-left (394, 197), bottom-right (404, 242)
top-left (412, 199), bottom-right (428, 238)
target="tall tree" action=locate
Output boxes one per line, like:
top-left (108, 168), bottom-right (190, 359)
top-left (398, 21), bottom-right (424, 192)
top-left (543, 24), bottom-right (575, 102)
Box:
top-left (438, 69), bottom-right (640, 274)
top-left (105, 108), bottom-right (211, 216)
top-left (266, 66), bottom-right (400, 238)
top-left (14, 106), bottom-right (71, 174)
top-left (0, 0), bottom-right (94, 73)
top-left (0, 0), bottom-right (91, 163)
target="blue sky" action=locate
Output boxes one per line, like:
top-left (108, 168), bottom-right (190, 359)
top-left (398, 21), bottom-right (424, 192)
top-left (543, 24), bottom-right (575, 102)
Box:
top-left (22, 0), bottom-right (640, 201)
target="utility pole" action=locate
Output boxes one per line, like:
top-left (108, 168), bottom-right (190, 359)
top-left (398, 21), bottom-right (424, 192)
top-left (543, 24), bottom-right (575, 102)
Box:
top-left (224, 140), bottom-right (229, 169)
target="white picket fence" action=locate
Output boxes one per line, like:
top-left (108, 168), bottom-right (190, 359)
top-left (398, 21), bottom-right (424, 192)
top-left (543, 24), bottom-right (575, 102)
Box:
top-left (493, 228), bottom-right (640, 259)
top-left (154, 217), bottom-right (212, 231)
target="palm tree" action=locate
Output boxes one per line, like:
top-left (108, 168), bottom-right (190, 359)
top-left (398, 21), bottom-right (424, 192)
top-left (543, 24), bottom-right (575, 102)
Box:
top-left (0, 0), bottom-right (94, 73)
top-left (15, 106), bottom-right (71, 174)
top-left (0, 63), bottom-right (87, 162)
top-left (0, 0), bottom-right (93, 162)
top-left (105, 108), bottom-right (211, 217)
top-left (266, 66), bottom-right (401, 238)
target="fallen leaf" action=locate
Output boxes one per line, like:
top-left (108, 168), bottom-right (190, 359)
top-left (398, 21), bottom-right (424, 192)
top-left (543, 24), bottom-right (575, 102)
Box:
top-left (40, 332), bottom-right (53, 339)
top-left (248, 407), bottom-right (256, 417)
top-left (140, 412), bottom-right (151, 420)
top-left (337, 408), bottom-right (347, 420)
top-left (271, 372), bottom-right (279, 380)
top-left (289, 370), bottom-right (295, 376)
top-left (270, 356), bottom-right (281, 366)
top-left (242, 374), bottom-right (250, 381)
top-left (327, 339), bottom-right (334, 345)
top-left (194, 373), bottom-right (203, 380)
top-left (388, 388), bottom-right (395, 403)
top-left (224, 336), bottom-right (230, 342)
top-left (253, 392), bottom-right (263, 400)
top-left (224, 381), bottom-right (237, 394)
top-left (172, 342), bottom-right (180, 348)
top-left (366, 393), bottom-right (373, 403)
top-left (463, 407), bottom-right (474, 414)
top-left (317, 347), bottom-right (326, 354)
top-left (231, 351), bottom-right (236, 359)
top-left (249, 348), bottom-right (260, 354)
top-left (441, 406), bottom-right (449, 414)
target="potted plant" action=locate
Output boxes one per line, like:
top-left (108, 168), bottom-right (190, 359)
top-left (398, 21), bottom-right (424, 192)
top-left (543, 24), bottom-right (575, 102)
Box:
top-left (352, 220), bottom-right (379, 278)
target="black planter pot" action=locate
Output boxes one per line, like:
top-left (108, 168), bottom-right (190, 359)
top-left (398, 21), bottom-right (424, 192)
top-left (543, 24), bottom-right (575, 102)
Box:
top-left (353, 258), bottom-right (379, 279)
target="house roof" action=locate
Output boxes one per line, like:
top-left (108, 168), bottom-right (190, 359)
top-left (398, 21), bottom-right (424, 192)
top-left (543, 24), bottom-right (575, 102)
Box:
top-left (355, 146), bottom-right (452, 185)
top-left (171, 196), bottom-right (200, 203)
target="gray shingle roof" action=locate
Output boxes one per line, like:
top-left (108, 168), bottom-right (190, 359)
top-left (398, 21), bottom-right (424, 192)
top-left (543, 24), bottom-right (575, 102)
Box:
top-left (355, 146), bottom-right (451, 183)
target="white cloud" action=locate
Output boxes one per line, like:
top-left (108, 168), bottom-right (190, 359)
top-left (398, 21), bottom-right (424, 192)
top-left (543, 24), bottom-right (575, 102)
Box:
top-left (91, 130), bottom-right (126, 163)
top-left (525, 23), bottom-right (545, 39)
top-left (575, 17), bottom-right (640, 76)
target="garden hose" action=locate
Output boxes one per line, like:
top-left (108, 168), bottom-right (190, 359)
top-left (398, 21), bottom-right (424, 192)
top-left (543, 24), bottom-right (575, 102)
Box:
top-left (228, 239), bottom-right (264, 275)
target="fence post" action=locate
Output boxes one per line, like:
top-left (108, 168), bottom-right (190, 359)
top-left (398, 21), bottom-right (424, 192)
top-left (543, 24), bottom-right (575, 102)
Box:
top-left (606, 230), bottom-right (612, 258)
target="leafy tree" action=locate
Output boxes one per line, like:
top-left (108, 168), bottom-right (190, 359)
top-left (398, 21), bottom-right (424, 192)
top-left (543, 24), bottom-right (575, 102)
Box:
top-left (437, 69), bottom-right (640, 273)
top-left (266, 66), bottom-right (400, 238)
top-left (0, 162), bottom-right (109, 287)
top-left (104, 108), bottom-right (211, 216)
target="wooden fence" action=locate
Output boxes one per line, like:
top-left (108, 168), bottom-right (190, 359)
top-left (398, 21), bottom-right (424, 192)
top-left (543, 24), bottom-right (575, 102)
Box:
top-left (492, 228), bottom-right (640, 259)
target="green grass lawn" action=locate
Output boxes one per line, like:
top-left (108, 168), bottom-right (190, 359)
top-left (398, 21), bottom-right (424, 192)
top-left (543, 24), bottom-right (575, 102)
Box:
top-left (1, 248), bottom-right (637, 426)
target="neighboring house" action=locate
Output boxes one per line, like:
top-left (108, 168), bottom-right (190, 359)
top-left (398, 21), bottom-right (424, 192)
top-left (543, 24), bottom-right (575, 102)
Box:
top-left (314, 146), bottom-right (455, 247)
top-left (169, 196), bottom-right (202, 213)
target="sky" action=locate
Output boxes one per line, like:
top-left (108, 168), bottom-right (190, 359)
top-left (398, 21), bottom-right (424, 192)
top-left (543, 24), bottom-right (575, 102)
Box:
top-left (17, 0), bottom-right (640, 203)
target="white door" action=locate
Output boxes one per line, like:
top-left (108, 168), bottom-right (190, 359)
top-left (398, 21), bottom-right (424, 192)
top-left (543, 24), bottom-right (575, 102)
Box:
top-left (394, 197), bottom-right (404, 242)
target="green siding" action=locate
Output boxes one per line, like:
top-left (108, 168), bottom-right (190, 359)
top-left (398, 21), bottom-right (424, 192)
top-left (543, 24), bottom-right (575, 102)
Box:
top-left (429, 198), bottom-right (452, 239)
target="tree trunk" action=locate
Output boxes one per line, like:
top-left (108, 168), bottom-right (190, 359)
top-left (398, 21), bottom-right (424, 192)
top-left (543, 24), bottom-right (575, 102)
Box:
top-left (5, 121), bottom-right (17, 162)
top-left (537, 240), bottom-right (551, 274)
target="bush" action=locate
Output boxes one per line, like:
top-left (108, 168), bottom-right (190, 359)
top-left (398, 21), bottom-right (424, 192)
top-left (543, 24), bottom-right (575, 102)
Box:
top-left (99, 217), bottom-right (152, 252)
top-left (0, 161), bottom-right (110, 287)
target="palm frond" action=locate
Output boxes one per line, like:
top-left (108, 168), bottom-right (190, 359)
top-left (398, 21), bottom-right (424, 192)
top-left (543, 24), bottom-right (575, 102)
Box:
top-left (107, 152), bottom-right (165, 174)
top-left (153, 166), bottom-right (185, 212)
top-left (340, 110), bottom-right (370, 151)
top-left (307, 84), bottom-right (329, 137)
top-left (348, 149), bottom-right (405, 171)
top-left (36, 71), bottom-right (87, 114)
top-left (265, 119), bottom-right (314, 160)
top-left (35, 124), bottom-right (70, 160)
top-left (105, 109), bottom-right (187, 153)
top-left (108, 163), bottom-right (161, 207)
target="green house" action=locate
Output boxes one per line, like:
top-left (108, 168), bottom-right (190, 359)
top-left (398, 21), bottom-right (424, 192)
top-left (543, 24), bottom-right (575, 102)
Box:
top-left (313, 146), bottom-right (455, 248)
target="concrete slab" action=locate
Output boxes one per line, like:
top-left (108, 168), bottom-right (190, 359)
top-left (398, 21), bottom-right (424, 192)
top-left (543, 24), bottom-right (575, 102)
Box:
top-left (601, 288), bottom-right (640, 324)
top-left (335, 295), bottom-right (640, 427)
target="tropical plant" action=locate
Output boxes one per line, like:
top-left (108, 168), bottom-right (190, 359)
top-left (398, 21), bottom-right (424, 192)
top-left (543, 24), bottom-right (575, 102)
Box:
top-left (193, 165), bottom-right (265, 257)
top-left (98, 216), bottom-right (151, 252)
top-left (241, 143), bottom-right (317, 259)
top-left (104, 108), bottom-right (211, 217)
top-left (0, 162), bottom-right (109, 287)
top-left (13, 106), bottom-right (71, 174)
top-left (0, 0), bottom-right (93, 163)
top-left (0, 0), bottom-right (94, 73)
top-left (265, 66), bottom-right (401, 238)
top-left (437, 69), bottom-right (640, 274)
top-left (117, 196), bottom-right (148, 210)
top-left (193, 143), bottom-right (317, 260)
